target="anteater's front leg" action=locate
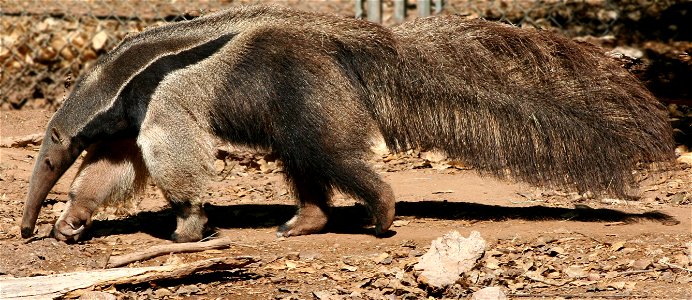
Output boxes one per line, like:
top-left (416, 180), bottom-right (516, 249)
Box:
top-left (54, 139), bottom-right (147, 242)
top-left (137, 110), bottom-right (214, 242)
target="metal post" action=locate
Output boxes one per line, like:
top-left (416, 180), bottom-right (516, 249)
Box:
top-left (367, 0), bottom-right (382, 23)
top-left (434, 0), bottom-right (443, 15)
top-left (418, 0), bottom-right (430, 17)
top-left (394, 0), bottom-right (406, 24)
top-left (355, 0), bottom-right (364, 19)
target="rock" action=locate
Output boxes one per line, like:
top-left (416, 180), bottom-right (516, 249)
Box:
top-left (340, 262), bottom-right (358, 272)
top-left (299, 251), bottom-right (321, 261)
top-left (601, 198), bottom-right (623, 205)
top-left (175, 285), bottom-right (200, 295)
top-left (92, 30), bottom-right (109, 51)
top-left (565, 265), bottom-right (588, 278)
top-left (421, 151), bottom-right (447, 163)
top-left (213, 160), bottom-right (225, 174)
top-left (670, 192), bottom-right (686, 204)
top-left (37, 47), bottom-right (58, 62)
top-left (547, 246), bottom-right (566, 256)
top-left (313, 290), bottom-right (336, 300)
top-left (78, 291), bottom-right (116, 300)
top-left (470, 286), bottom-right (508, 300)
top-left (610, 241), bottom-right (625, 252)
top-left (485, 257), bottom-right (500, 270)
top-left (154, 288), bottom-right (173, 298)
top-left (373, 252), bottom-right (392, 265)
top-left (534, 235), bottom-right (557, 247)
top-left (392, 219), bottom-right (410, 227)
top-left (284, 251), bottom-right (300, 261)
top-left (678, 153), bottom-right (692, 166)
top-left (673, 253), bottom-right (690, 267)
top-left (632, 258), bottom-right (652, 270)
top-left (414, 231), bottom-right (486, 289)
top-left (610, 46), bottom-right (644, 59)
top-left (51, 201), bottom-right (66, 214)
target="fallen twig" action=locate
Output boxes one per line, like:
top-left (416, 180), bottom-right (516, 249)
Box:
top-left (0, 256), bottom-right (256, 300)
top-left (660, 260), bottom-right (692, 273)
top-left (617, 269), bottom-right (657, 276)
top-left (573, 231), bottom-right (605, 245)
top-left (0, 133), bottom-right (43, 148)
top-left (106, 237), bottom-right (255, 268)
top-left (522, 272), bottom-right (571, 287)
top-left (511, 293), bottom-right (647, 298)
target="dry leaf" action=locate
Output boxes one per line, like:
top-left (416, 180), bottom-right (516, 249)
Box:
top-left (610, 241), bottom-right (625, 252)
top-left (393, 220), bottom-right (410, 227)
top-left (285, 260), bottom-right (298, 270)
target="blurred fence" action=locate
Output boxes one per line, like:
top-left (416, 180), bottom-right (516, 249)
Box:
top-left (1, 0), bottom-right (689, 111)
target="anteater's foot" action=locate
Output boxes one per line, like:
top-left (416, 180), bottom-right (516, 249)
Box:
top-left (53, 202), bottom-right (92, 242)
top-left (371, 185), bottom-right (396, 236)
top-left (171, 210), bottom-right (208, 242)
top-left (53, 217), bottom-right (88, 243)
top-left (276, 204), bottom-right (328, 237)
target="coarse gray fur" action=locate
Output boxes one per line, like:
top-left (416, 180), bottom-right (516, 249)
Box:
top-left (21, 5), bottom-right (674, 242)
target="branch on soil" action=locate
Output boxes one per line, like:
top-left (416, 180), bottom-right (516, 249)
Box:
top-left (0, 133), bottom-right (43, 148)
top-left (106, 237), bottom-right (254, 268)
top-left (659, 260), bottom-right (692, 273)
top-left (0, 256), bottom-right (257, 300)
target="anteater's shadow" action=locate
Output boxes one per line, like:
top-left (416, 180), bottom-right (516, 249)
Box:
top-left (85, 200), bottom-right (678, 241)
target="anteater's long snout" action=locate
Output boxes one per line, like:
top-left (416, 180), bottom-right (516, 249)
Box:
top-left (20, 143), bottom-right (76, 238)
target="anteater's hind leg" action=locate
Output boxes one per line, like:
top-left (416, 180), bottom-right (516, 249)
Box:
top-left (137, 112), bottom-right (214, 242)
top-left (277, 156), bottom-right (395, 237)
top-left (54, 139), bottom-right (147, 242)
top-left (332, 158), bottom-right (396, 235)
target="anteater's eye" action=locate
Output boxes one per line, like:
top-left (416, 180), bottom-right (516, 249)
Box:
top-left (44, 158), bottom-right (54, 170)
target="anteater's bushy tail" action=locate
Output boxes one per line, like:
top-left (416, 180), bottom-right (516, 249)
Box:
top-left (367, 17), bottom-right (674, 196)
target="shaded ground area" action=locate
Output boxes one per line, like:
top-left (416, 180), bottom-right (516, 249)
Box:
top-left (0, 109), bottom-right (691, 299)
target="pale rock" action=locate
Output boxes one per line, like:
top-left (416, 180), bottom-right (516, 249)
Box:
top-left (92, 30), bottom-right (109, 51)
top-left (414, 231), bottom-right (486, 289)
top-left (392, 219), bottom-right (410, 227)
top-left (610, 241), bottom-right (625, 252)
top-left (421, 151), bottom-right (447, 163)
top-left (673, 253), bottom-right (690, 267)
top-left (78, 291), bottom-right (116, 300)
top-left (373, 252), bottom-right (391, 265)
top-left (677, 152), bottom-right (692, 166)
top-left (610, 46), bottom-right (643, 59)
top-left (175, 285), bottom-right (200, 295)
top-left (51, 201), bottom-right (66, 214)
top-left (313, 290), bottom-right (336, 300)
top-left (632, 258), bottom-right (652, 270)
top-left (470, 286), bottom-right (508, 300)
top-left (214, 160), bottom-right (225, 174)
top-left (154, 288), bottom-right (173, 298)
top-left (564, 265), bottom-right (587, 278)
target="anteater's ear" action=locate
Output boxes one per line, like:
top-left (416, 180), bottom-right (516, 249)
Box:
top-left (51, 127), bottom-right (62, 144)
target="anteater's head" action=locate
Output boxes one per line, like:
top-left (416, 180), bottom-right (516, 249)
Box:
top-left (20, 121), bottom-right (85, 238)
top-left (20, 62), bottom-right (128, 238)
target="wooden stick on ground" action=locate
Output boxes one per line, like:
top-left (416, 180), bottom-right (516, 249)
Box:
top-left (107, 237), bottom-right (251, 268)
top-left (0, 133), bottom-right (43, 148)
top-left (0, 256), bottom-right (257, 300)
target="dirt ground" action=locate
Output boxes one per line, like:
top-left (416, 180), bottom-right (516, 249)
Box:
top-left (1, 109), bottom-right (691, 299)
